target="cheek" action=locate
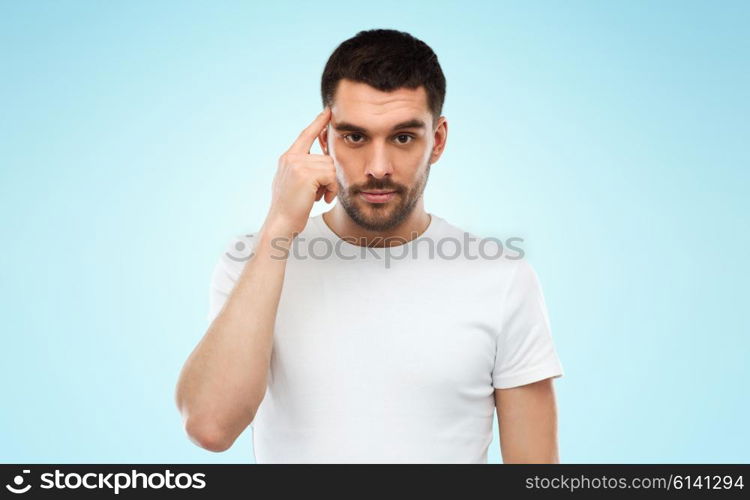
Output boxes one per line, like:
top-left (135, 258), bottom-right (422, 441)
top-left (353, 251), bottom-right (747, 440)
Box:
top-left (330, 158), bottom-right (356, 189)
top-left (330, 142), bottom-right (427, 176)
top-left (329, 139), bottom-right (353, 162)
top-left (330, 145), bottom-right (363, 173)
top-left (405, 148), bottom-right (430, 172)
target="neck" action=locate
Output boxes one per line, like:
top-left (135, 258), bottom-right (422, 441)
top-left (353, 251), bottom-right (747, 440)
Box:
top-left (322, 201), bottom-right (431, 248)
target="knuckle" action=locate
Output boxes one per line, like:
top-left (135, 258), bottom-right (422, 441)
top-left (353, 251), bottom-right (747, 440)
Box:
top-left (282, 153), bottom-right (302, 167)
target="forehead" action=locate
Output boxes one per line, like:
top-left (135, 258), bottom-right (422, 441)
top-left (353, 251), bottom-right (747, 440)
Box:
top-left (331, 79), bottom-right (430, 131)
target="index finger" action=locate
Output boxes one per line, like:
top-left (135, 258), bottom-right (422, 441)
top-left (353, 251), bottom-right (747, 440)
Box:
top-left (288, 107), bottom-right (332, 154)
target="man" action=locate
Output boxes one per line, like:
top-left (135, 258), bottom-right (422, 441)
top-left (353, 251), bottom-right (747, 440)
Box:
top-left (175, 29), bottom-right (564, 464)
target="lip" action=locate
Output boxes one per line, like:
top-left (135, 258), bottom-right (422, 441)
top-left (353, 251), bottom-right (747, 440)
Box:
top-left (360, 191), bottom-right (397, 203)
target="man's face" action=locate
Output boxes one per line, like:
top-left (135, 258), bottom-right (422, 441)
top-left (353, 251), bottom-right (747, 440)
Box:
top-left (319, 79), bottom-right (447, 232)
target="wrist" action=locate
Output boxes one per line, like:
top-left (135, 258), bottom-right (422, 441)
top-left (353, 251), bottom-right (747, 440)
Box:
top-left (259, 217), bottom-right (297, 245)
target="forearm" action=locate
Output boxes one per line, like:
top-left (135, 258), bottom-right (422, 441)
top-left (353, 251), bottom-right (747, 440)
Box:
top-left (175, 222), bottom-right (293, 451)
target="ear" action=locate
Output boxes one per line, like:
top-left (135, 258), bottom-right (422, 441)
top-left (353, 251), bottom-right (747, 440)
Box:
top-left (318, 124), bottom-right (330, 155)
top-left (430, 116), bottom-right (448, 164)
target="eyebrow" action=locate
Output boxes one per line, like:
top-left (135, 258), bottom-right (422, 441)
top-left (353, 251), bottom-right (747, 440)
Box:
top-left (332, 118), bottom-right (426, 134)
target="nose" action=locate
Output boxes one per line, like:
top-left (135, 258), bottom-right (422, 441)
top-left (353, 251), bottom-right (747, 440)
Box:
top-left (364, 141), bottom-right (394, 179)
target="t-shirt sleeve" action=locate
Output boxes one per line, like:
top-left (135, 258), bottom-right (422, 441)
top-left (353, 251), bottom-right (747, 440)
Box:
top-left (207, 233), bottom-right (256, 324)
top-left (492, 258), bottom-right (564, 389)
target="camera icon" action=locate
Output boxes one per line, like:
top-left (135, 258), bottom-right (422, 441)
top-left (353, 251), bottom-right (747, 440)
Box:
top-left (5, 469), bottom-right (32, 494)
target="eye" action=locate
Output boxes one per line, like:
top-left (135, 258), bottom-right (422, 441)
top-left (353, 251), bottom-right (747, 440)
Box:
top-left (395, 134), bottom-right (414, 144)
top-left (343, 133), bottom-right (365, 144)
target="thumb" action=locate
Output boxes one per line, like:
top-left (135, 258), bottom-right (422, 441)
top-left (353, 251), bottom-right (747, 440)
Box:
top-left (324, 183), bottom-right (338, 204)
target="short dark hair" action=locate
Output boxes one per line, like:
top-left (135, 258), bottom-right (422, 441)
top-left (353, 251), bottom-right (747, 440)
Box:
top-left (321, 29), bottom-right (446, 129)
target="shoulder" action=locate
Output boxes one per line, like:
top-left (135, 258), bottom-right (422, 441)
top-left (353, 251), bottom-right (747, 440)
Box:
top-left (212, 215), bottom-right (322, 276)
top-left (432, 215), bottom-right (525, 261)
top-left (221, 232), bottom-right (258, 266)
top-left (431, 216), bottom-right (531, 281)
top-left (208, 232), bottom-right (258, 289)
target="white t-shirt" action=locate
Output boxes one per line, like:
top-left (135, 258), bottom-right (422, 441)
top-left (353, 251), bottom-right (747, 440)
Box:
top-left (207, 213), bottom-right (564, 463)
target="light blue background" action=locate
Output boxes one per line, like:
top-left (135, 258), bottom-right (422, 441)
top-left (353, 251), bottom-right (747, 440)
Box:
top-left (1, 0), bottom-right (747, 463)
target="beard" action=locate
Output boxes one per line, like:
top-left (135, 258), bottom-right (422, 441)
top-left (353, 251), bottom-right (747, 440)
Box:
top-left (336, 160), bottom-right (431, 232)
